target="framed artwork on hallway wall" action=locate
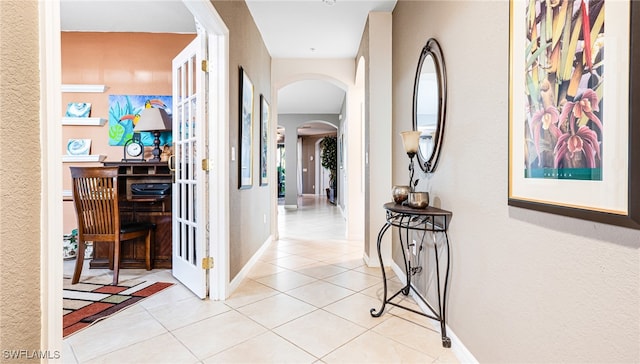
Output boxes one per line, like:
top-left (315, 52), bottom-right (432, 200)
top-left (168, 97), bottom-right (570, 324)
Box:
top-left (260, 95), bottom-right (270, 186)
top-left (239, 67), bottom-right (254, 189)
top-left (508, 0), bottom-right (640, 229)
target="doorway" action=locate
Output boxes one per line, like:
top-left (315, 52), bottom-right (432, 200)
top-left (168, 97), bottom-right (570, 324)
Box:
top-left (277, 139), bottom-right (286, 204)
top-left (42, 0), bottom-right (230, 352)
top-left (296, 122), bottom-right (338, 200)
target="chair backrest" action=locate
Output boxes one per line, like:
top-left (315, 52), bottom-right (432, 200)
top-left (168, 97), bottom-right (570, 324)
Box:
top-left (70, 167), bottom-right (120, 239)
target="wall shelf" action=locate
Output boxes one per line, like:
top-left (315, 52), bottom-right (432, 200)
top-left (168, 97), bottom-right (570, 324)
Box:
top-left (62, 155), bottom-right (107, 163)
top-left (61, 84), bottom-right (107, 93)
top-left (62, 117), bottom-right (107, 126)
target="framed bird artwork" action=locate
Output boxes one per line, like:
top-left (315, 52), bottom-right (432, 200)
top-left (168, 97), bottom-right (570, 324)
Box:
top-left (107, 94), bottom-right (173, 146)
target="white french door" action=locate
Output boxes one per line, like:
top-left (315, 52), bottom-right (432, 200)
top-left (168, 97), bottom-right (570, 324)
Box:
top-left (171, 31), bottom-right (209, 299)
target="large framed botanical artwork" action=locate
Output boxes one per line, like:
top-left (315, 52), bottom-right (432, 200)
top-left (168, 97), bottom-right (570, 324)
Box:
top-left (508, 0), bottom-right (640, 228)
top-left (239, 67), bottom-right (254, 189)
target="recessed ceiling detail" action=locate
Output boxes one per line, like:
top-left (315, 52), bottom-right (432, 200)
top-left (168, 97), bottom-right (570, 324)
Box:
top-left (297, 121), bottom-right (338, 136)
top-left (278, 80), bottom-right (346, 114)
top-left (245, 0), bottom-right (397, 58)
top-left (60, 0), bottom-right (196, 33)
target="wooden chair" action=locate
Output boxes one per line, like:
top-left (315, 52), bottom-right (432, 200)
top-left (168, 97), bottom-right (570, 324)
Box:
top-left (70, 166), bottom-right (155, 285)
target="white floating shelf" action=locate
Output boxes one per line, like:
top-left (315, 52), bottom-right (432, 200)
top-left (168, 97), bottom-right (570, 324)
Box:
top-left (62, 155), bottom-right (107, 163)
top-left (62, 117), bottom-right (107, 126)
top-left (61, 84), bottom-right (107, 93)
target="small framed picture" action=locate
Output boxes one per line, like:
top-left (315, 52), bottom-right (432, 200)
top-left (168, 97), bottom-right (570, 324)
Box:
top-left (239, 67), bottom-right (254, 189)
top-left (259, 94), bottom-right (270, 186)
top-left (65, 102), bottom-right (92, 118)
top-left (66, 139), bottom-right (91, 155)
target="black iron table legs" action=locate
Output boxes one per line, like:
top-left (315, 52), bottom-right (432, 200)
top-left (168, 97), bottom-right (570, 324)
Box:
top-left (369, 202), bottom-right (453, 348)
top-left (370, 221), bottom-right (392, 318)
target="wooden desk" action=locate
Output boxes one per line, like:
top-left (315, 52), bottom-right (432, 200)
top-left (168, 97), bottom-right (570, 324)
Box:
top-left (89, 162), bottom-right (172, 269)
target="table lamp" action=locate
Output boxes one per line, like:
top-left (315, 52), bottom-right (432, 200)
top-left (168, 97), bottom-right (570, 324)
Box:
top-left (400, 130), bottom-right (422, 190)
top-left (134, 108), bottom-right (172, 162)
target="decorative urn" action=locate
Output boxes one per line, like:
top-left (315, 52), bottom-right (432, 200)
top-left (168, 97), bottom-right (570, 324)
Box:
top-left (392, 185), bottom-right (411, 204)
top-left (407, 192), bottom-right (429, 209)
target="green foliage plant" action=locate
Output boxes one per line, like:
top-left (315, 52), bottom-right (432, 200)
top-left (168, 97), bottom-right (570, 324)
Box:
top-left (320, 136), bottom-right (338, 189)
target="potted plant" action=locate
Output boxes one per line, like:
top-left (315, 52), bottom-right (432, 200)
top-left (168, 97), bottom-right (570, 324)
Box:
top-left (320, 136), bottom-right (338, 204)
top-left (63, 229), bottom-right (78, 260)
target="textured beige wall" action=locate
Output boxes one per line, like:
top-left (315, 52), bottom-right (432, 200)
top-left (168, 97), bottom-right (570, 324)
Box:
top-left (212, 1), bottom-right (272, 281)
top-left (0, 0), bottom-right (42, 358)
top-left (392, 1), bottom-right (640, 362)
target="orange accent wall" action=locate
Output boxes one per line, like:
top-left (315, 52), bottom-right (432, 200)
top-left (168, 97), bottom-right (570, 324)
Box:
top-left (61, 32), bottom-right (195, 234)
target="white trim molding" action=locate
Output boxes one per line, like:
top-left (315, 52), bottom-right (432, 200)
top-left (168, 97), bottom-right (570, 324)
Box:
top-left (61, 155), bottom-right (106, 163)
top-left (228, 235), bottom-right (272, 294)
top-left (62, 117), bottom-right (106, 126)
top-left (390, 261), bottom-right (478, 364)
top-left (41, 0), bottom-right (64, 360)
top-left (61, 84), bottom-right (107, 93)
top-left (60, 84), bottom-right (107, 93)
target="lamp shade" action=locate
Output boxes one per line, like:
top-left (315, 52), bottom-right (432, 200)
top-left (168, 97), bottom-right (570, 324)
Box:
top-left (134, 108), bottom-right (172, 132)
top-left (400, 130), bottom-right (422, 154)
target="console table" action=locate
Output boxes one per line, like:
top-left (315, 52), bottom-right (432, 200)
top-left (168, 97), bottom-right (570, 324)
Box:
top-left (370, 202), bottom-right (453, 348)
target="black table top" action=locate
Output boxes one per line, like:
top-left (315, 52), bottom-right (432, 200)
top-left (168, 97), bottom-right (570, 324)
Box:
top-left (383, 202), bottom-right (452, 217)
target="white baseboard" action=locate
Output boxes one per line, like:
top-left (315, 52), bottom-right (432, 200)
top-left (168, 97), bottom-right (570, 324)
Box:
top-left (390, 261), bottom-right (478, 364)
top-left (363, 252), bottom-right (371, 266)
top-left (284, 204), bottom-right (297, 209)
top-left (228, 235), bottom-right (273, 294)
top-left (338, 204), bottom-right (346, 218)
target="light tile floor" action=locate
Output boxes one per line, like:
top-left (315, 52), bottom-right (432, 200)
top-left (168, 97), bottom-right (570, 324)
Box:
top-left (63, 196), bottom-right (459, 363)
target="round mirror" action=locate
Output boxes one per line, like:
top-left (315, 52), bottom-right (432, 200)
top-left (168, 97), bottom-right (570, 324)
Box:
top-left (413, 38), bottom-right (446, 173)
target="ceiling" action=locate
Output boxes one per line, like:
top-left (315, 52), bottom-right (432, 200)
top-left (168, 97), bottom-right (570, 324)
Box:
top-left (245, 0), bottom-right (396, 59)
top-left (60, 0), bottom-right (396, 134)
top-left (278, 80), bottom-right (345, 114)
top-left (60, 0), bottom-right (196, 33)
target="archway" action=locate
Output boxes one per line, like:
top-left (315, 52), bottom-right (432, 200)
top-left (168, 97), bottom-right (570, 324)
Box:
top-left (270, 59), bottom-right (365, 247)
top-left (294, 121), bottom-right (338, 198)
top-left (277, 80), bottom-right (344, 208)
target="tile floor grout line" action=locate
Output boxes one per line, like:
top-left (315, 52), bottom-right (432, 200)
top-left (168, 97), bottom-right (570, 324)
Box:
top-left (165, 324), bottom-right (213, 362)
top-left (257, 303), bottom-right (338, 362)
top-left (72, 301), bottom-right (173, 363)
top-left (91, 331), bottom-right (174, 363)
top-left (63, 196), bottom-right (457, 363)
top-left (316, 326), bottom-right (371, 363)
top-left (65, 340), bottom-right (80, 364)
top-left (200, 285), bottom-right (327, 363)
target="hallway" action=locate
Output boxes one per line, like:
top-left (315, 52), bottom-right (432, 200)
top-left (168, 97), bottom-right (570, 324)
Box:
top-left (62, 196), bottom-right (458, 363)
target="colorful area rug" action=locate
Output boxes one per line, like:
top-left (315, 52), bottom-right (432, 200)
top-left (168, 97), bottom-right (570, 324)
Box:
top-left (63, 278), bottom-right (173, 338)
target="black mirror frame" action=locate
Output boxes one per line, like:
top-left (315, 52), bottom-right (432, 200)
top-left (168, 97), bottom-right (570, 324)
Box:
top-left (413, 38), bottom-right (447, 173)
